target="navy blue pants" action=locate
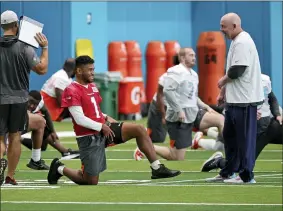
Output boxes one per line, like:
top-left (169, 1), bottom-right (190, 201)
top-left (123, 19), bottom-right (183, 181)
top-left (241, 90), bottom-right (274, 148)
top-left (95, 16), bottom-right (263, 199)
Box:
top-left (220, 105), bottom-right (257, 182)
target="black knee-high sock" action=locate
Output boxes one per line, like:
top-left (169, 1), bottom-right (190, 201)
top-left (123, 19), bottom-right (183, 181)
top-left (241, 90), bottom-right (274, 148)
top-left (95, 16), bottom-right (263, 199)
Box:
top-left (21, 138), bottom-right (33, 150)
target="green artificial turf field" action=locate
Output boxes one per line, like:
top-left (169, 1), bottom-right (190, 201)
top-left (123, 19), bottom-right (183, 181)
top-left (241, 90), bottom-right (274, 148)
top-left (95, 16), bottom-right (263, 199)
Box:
top-left (1, 119), bottom-right (282, 211)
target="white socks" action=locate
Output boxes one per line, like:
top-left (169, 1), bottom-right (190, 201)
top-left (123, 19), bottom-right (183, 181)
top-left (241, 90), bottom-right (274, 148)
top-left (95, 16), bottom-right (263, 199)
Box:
top-left (57, 166), bottom-right (65, 175)
top-left (31, 149), bottom-right (41, 162)
top-left (207, 127), bottom-right (219, 139)
top-left (151, 160), bottom-right (161, 170)
top-left (198, 139), bottom-right (224, 151)
top-left (214, 141), bottom-right (225, 151)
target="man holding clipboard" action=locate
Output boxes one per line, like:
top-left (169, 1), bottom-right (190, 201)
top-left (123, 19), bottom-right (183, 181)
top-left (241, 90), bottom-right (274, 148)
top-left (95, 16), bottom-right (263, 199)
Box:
top-left (0, 10), bottom-right (49, 185)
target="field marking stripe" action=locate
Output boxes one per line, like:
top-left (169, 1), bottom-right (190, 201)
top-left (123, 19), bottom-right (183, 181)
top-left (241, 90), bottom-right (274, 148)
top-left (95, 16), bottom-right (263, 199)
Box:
top-left (255, 174), bottom-right (282, 178)
top-left (1, 201), bottom-right (282, 206)
top-left (131, 174), bottom-right (283, 185)
top-left (136, 184), bottom-right (282, 188)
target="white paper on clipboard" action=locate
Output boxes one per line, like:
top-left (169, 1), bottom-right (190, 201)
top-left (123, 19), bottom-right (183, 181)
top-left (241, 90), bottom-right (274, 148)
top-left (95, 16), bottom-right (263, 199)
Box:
top-left (18, 16), bottom-right (44, 48)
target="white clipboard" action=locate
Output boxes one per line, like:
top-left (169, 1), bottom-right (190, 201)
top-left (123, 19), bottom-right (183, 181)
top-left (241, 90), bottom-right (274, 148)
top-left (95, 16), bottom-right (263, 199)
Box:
top-left (18, 16), bottom-right (44, 48)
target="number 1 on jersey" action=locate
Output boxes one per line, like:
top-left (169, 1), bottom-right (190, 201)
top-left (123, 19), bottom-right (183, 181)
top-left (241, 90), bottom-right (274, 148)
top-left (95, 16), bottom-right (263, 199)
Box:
top-left (91, 96), bottom-right (101, 118)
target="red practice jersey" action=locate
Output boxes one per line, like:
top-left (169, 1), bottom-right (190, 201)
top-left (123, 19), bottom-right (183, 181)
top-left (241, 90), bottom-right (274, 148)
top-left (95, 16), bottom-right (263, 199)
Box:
top-left (61, 82), bottom-right (105, 136)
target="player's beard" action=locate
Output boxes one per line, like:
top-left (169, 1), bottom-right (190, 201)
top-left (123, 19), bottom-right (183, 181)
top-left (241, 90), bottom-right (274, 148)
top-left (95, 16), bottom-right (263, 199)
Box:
top-left (83, 75), bottom-right (93, 84)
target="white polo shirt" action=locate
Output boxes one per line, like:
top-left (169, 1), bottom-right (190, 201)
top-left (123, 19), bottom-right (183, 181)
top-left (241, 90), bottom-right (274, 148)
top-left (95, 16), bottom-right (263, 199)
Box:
top-left (225, 31), bottom-right (264, 104)
top-left (41, 69), bottom-right (73, 97)
top-left (258, 74), bottom-right (272, 117)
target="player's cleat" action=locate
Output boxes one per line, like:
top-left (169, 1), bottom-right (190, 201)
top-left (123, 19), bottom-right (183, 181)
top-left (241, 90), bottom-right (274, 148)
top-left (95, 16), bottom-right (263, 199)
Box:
top-left (5, 176), bottom-right (18, 185)
top-left (205, 173), bottom-right (236, 182)
top-left (134, 147), bottom-right (145, 161)
top-left (224, 175), bottom-right (256, 184)
top-left (47, 158), bottom-right (64, 185)
top-left (191, 132), bottom-right (203, 149)
top-left (201, 151), bottom-right (223, 172)
top-left (27, 159), bottom-right (49, 170)
top-left (61, 149), bottom-right (80, 159)
top-left (0, 158), bottom-right (8, 185)
top-left (151, 164), bottom-right (181, 179)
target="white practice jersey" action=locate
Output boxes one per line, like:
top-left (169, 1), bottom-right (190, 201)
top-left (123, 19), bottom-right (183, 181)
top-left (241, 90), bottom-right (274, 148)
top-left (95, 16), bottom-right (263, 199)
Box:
top-left (163, 63), bottom-right (199, 123)
top-left (41, 69), bottom-right (73, 97)
top-left (258, 74), bottom-right (272, 117)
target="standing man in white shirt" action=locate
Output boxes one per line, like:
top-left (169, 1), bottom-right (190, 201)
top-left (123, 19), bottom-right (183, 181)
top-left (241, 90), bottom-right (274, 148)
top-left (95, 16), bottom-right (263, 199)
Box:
top-left (217, 13), bottom-right (264, 183)
top-left (41, 59), bottom-right (75, 121)
top-left (203, 74), bottom-right (282, 175)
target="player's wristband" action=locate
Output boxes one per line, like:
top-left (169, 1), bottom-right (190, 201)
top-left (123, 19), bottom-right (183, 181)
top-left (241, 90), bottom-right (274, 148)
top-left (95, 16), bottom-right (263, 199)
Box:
top-left (42, 46), bottom-right (48, 49)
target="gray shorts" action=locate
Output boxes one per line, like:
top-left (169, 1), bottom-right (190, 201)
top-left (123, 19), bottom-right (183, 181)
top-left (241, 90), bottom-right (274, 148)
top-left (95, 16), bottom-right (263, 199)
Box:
top-left (193, 109), bottom-right (207, 130)
top-left (166, 121), bottom-right (193, 149)
top-left (147, 100), bottom-right (167, 143)
top-left (76, 134), bottom-right (106, 177)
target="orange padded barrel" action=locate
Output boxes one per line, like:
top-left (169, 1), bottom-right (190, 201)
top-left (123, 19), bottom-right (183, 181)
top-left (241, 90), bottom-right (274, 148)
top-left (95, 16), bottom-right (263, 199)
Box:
top-left (145, 41), bottom-right (167, 103)
top-left (164, 41), bottom-right (181, 69)
top-left (108, 42), bottom-right (128, 77)
top-left (125, 41), bottom-right (142, 77)
top-left (197, 32), bottom-right (226, 105)
top-left (118, 77), bottom-right (144, 114)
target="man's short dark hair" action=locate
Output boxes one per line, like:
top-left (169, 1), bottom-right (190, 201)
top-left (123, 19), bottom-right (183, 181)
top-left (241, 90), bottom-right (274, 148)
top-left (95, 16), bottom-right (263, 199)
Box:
top-left (1, 21), bottom-right (17, 30)
top-left (75, 55), bottom-right (94, 68)
top-left (29, 90), bottom-right (42, 101)
top-left (172, 54), bottom-right (180, 65)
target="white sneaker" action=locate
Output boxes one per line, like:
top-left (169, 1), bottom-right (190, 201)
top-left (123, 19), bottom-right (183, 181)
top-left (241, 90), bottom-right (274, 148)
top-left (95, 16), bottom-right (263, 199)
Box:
top-left (224, 176), bottom-right (256, 184)
top-left (133, 147), bottom-right (145, 161)
top-left (205, 173), bottom-right (236, 182)
top-left (191, 132), bottom-right (203, 150)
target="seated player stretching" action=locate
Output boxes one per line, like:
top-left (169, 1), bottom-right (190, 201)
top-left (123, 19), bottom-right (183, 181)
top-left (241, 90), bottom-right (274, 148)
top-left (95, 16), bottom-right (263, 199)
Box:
top-left (47, 55), bottom-right (181, 185)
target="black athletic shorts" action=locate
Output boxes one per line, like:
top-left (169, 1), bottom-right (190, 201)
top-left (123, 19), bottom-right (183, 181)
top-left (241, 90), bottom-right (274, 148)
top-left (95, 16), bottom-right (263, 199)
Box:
top-left (0, 102), bottom-right (28, 135)
top-left (193, 109), bottom-right (207, 130)
top-left (21, 113), bottom-right (52, 140)
top-left (266, 117), bottom-right (283, 145)
top-left (105, 122), bottom-right (124, 147)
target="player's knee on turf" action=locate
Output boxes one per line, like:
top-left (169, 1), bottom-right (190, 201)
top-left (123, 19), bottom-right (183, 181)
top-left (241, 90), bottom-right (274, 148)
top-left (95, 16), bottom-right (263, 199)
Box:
top-left (169, 148), bottom-right (186, 160)
top-left (84, 175), bottom-right (99, 185)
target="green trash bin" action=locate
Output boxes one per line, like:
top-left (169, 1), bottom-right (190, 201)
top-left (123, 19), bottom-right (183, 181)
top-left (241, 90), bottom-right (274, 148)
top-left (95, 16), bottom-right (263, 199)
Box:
top-left (94, 72), bottom-right (122, 120)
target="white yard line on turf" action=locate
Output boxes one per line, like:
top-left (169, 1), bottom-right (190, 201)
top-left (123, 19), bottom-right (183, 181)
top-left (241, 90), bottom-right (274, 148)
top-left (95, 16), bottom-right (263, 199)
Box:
top-left (1, 185), bottom-right (59, 190)
top-left (255, 174), bottom-right (283, 178)
top-left (138, 176), bottom-right (282, 186)
top-left (1, 201), bottom-right (282, 206)
top-left (1, 179), bottom-right (281, 190)
top-left (136, 184), bottom-right (282, 188)
top-left (7, 178), bottom-right (282, 187)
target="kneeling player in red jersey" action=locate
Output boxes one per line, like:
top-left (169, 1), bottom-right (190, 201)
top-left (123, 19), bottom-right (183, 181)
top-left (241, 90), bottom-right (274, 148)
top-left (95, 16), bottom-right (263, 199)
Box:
top-left (47, 55), bottom-right (181, 185)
